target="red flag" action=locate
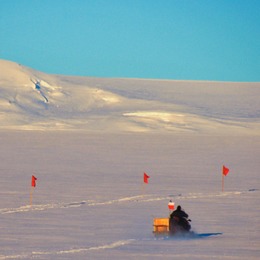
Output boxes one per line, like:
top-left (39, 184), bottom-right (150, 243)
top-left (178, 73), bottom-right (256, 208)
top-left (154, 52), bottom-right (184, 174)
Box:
top-left (31, 175), bottom-right (37, 187)
top-left (222, 165), bottom-right (229, 176)
top-left (143, 172), bottom-right (150, 184)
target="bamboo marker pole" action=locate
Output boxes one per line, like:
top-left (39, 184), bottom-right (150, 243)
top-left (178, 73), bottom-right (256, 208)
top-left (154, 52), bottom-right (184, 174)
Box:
top-left (222, 173), bottom-right (224, 192)
top-left (142, 182), bottom-right (145, 197)
top-left (30, 186), bottom-right (34, 206)
top-left (141, 181), bottom-right (146, 198)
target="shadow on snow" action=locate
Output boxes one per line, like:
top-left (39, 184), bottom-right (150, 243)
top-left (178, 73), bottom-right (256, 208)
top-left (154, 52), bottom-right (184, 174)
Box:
top-left (156, 232), bottom-right (223, 240)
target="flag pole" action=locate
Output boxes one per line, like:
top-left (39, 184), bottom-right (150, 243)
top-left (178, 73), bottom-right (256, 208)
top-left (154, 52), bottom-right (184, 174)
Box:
top-left (140, 177), bottom-right (145, 197)
top-left (222, 173), bottom-right (224, 192)
top-left (142, 182), bottom-right (145, 197)
top-left (30, 186), bottom-right (34, 206)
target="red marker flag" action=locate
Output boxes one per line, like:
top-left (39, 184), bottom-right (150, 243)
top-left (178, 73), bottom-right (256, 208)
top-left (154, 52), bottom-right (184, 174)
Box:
top-left (31, 175), bottom-right (37, 187)
top-left (222, 166), bottom-right (229, 176)
top-left (143, 172), bottom-right (150, 184)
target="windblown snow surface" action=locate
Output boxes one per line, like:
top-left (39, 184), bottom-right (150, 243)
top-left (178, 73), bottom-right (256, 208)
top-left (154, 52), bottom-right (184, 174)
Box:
top-left (0, 59), bottom-right (259, 259)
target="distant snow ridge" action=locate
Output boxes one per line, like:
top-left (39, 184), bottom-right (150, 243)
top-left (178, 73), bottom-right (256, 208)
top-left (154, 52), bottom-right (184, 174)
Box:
top-left (0, 59), bottom-right (259, 134)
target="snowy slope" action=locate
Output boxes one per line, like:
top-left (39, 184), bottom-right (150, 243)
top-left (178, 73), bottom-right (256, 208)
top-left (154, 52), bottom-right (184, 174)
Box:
top-left (0, 59), bottom-right (259, 134)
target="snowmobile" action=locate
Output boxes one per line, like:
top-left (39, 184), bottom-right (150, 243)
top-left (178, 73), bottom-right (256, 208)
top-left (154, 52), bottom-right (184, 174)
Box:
top-left (153, 216), bottom-right (192, 237)
top-left (169, 215), bottom-right (191, 235)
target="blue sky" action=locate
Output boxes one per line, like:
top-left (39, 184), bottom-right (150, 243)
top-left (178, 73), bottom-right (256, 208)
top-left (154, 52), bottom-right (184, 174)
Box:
top-left (1, 0), bottom-right (259, 81)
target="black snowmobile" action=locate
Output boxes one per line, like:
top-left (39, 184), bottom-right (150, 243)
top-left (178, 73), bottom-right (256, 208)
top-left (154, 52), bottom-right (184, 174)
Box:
top-left (169, 214), bottom-right (191, 235)
top-left (169, 205), bottom-right (191, 235)
top-left (153, 205), bottom-right (192, 237)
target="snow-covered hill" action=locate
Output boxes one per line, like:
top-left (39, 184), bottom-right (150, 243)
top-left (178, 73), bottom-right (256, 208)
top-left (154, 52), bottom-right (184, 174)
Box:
top-left (0, 59), bottom-right (259, 134)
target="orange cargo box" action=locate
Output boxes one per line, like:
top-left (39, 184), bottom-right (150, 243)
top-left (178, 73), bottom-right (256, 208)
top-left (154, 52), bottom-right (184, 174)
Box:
top-left (153, 218), bottom-right (169, 233)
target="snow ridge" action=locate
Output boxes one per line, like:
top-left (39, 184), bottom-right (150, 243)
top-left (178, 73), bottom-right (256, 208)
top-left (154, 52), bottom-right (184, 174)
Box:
top-left (0, 59), bottom-right (259, 134)
top-left (0, 239), bottom-right (135, 259)
top-left (1, 191), bottom-right (254, 215)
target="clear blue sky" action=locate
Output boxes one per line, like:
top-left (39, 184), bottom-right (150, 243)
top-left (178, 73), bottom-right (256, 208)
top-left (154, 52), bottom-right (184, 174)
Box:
top-left (1, 0), bottom-right (259, 81)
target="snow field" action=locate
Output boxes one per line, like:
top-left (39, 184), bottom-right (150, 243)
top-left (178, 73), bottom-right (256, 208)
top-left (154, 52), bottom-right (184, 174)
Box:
top-left (0, 132), bottom-right (259, 259)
